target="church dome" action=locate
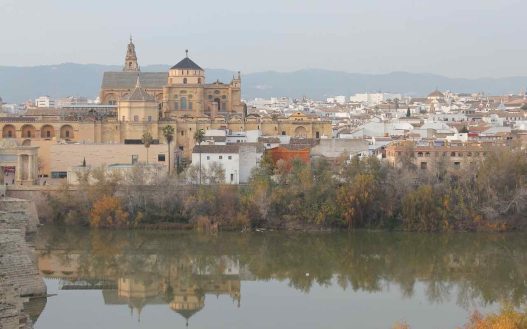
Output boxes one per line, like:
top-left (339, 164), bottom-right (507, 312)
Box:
top-left (123, 76), bottom-right (155, 102)
top-left (427, 90), bottom-right (445, 98)
top-left (170, 51), bottom-right (203, 71)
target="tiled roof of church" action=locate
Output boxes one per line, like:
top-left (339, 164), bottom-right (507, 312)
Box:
top-left (101, 72), bottom-right (167, 89)
top-left (170, 56), bottom-right (203, 71)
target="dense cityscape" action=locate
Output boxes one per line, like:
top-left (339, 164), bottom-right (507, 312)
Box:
top-left (2, 0), bottom-right (527, 328)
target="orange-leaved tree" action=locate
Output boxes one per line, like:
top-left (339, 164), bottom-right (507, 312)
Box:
top-left (90, 195), bottom-right (129, 228)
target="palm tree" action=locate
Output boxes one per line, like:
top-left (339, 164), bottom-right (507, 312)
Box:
top-left (193, 129), bottom-right (205, 184)
top-left (162, 125), bottom-right (175, 175)
top-left (141, 132), bottom-right (153, 165)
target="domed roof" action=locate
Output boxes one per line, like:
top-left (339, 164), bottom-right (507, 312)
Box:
top-left (123, 76), bottom-right (155, 102)
top-left (170, 51), bottom-right (203, 71)
top-left (427, 90), bottom-right (445, 98)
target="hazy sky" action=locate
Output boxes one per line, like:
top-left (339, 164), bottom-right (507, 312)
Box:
top-left (1, 0), bottom-right (526, 78)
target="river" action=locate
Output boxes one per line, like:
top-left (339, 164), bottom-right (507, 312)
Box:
top-left (31, 226), bottom-right (527, 329)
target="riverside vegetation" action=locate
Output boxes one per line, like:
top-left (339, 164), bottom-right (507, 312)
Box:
top-left (44, 144), bottom-right (527, 231)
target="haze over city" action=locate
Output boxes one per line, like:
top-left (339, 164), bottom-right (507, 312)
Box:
top-left (2, 0), bottom-right (527, 78)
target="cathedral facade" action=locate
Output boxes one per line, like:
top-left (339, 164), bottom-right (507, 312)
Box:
top-left (99, 38), bottom-right (244, 118)
top-left (0, 38), bottom-right (332, 178)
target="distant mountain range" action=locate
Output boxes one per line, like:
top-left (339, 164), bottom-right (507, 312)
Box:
top-left (1, 63), bottom-right (526, 103)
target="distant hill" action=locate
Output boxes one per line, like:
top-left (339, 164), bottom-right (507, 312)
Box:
top-left (1, 63), bottom-right (526, 103)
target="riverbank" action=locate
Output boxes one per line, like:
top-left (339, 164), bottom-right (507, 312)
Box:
top-left (17, 147), bottom-right (527, 232)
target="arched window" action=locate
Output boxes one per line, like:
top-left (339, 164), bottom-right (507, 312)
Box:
top-left (183, 78), bottom-right (187, 84)
top-left (198, 78), bottom-right (201, 84)
top-left (180, 97), bottom-right (187, 110)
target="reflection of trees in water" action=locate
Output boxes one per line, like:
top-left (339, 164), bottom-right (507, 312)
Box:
top-left (35, 227), bottom-right (527, 308)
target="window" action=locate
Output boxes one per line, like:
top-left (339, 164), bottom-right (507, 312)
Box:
top-left (451, 152), bottom-right (456, 157)
top-left (134, 115), bottom-right (139, 122)
top-left (158, 154), bottom-right (166, 162)
top-left (222, 102), bottom-right (227, 111)
top-left (65, 131), bottom-right (70, 138)
top-left (26, 131), bottom-right (31, 138)
top-left (131, 155), bottom-right (138, 164)
top-left (316, 131), bottom-right (320, 139)
top-left (228, 156), bottom-right (232, 160)
top-left (198, 78), bottom-right (201, 84)
top-left (174, 102), bottom-right (179, 110)
top-left (51, 171), bottom-right (67, 179)
top-left (7, 131), bottom-right (12, 138)
top-left (181, 131), bottom-right (184, 136)
top-left (179, 146), bottom-right (184, 151)
top-left (417, 152), bottom-right (423, 157)
top-left (219, 156), bottom-right (223, 160)
top-left (454, 162), bottom-right (461, 168)
top-left (183, 78), bottom-right (187, 84)
top-left (206, 156), bottom-right (210, 160)
top-left (282, 131), bottom-right (286, 135)
top-left (420, 162), bottom-right (428, 170)
top-left (189, 102), bottom-right (193, 110)
top-left (46, 131), bottom-right (51, 138)
top-left (230, 173), bottom-right (234, 182)
top-left (222, 95), bottom-right (226, 99)
top-left (180, 97), bottom-right (187, 110)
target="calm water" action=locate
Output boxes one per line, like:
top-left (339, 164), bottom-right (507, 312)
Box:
top-left (32, 227), bottom-right (527, 329)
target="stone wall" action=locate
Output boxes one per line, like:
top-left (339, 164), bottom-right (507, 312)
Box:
top-left (0, 199), bottom-right (47, 329)
top-left (0, 199), bottom-right (40, 234)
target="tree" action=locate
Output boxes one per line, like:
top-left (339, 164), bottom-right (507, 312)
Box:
top-left (90, 195), bottom-right (129, 228)
top-left (194, 129), bottom-right (206, 184)
top-left (142, 131), bottom-right (153, 165)
top-left (406, 107), bottom-right (411, 117)
top-left (162, 125), bottom-right (175, 175)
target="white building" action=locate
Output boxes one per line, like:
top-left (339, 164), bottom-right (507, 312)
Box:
top-left (35, 96), bottom-right (55, 108)
top-left (191, 144), bottom-right (263, 184)
top-left (350, 93), bottom-right (402, 106)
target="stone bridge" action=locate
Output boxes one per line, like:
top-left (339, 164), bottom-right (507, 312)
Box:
top-left (0, 197), bottom-right (46, 329)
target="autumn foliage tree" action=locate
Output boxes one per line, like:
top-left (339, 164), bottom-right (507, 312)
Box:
top-left (90, 195), bottom-right (129, 228)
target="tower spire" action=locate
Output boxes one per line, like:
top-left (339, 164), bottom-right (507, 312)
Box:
top-left (123, 36), bottom-right (140, 72)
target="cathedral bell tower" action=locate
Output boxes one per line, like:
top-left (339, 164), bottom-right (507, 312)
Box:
top-left (123, 36), bottom-right (140, 72)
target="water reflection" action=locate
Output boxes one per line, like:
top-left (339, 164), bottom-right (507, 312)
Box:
top-left (34, 227), bottom-right (527, 328)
